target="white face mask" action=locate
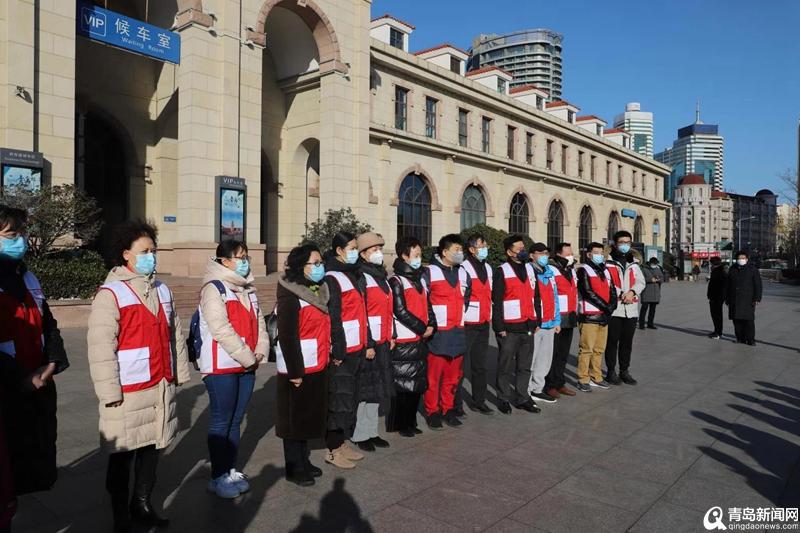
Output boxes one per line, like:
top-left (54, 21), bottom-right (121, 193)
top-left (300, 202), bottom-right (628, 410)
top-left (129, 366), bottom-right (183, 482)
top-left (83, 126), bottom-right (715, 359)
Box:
top-left (563, 255), bottom-right (575, 266)
top-left (369, 250), bottom-right (384, 265)
top-left (737, 259), bottom-right (748, 266)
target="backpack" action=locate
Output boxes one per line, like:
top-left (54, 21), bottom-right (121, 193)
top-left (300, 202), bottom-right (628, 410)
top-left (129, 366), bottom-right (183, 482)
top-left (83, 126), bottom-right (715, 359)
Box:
top-left (186, 280), bottom-right (226, 365)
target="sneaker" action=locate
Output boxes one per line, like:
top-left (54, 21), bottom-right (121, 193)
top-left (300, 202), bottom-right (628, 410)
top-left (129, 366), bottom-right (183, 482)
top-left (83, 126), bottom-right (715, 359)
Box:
top-left (497, 401), bottom-right (512, 415)
top-left (427, 412), bottom-right (444, 430)
top-left (207, 474), bottom-right (240, 499)
top-left (370, 436), bottom-right (390, 448)
top-left (444, 410), bottom-right (463, 427)
top-left (228, 469), bottom-right (250, 493)
top-left (606, 373), bottom-right (622, 386)
top-left (577, 383), bottom-right (592, 393)
top-left (339, 443), bottom-right (364, 461)
top-left (514, 400), bottom-right (541, 414)
top-left (619, 372), bottom-right (638, 385)
top-left (355, 440), bottom-right (375, 452)
top-left (546, 387), bottom-right (562, 399)
top-left (708, 333), bottom-right (721, 339)
top-left (531, 392), bottom-right (557, 404)
top-left (558, 386), bottom-right (577, 396)
top-left (590, 379), bottom-right (611, 389)
top-left (325, 450), bottom-right (356, 470)
top-left (469, 402), bottom-right (494, 415)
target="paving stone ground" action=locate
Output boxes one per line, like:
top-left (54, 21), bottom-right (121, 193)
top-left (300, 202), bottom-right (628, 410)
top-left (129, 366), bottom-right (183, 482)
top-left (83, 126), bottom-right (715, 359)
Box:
top-left (13, 280), bottom-right (800, 533)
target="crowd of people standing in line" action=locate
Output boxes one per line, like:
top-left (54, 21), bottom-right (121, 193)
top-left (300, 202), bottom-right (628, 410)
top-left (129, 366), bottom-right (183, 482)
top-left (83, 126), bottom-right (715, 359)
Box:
top-left (0, 200), bottom-right (764, 533)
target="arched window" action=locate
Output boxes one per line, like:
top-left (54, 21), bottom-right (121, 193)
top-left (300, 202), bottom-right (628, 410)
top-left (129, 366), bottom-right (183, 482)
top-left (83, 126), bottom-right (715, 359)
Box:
top-left (547, 200), bottom-right (564, 251)
top-left (579, 206), bottom-right (593, 251)
top-left (397, 174), bottom-right (432, 246)
top-left (607, 210), bottom-right (620, 242)
top-left (461, 185), bottom-right (486, 230)
top-left (634, 216), bottom-right (644, 243)
top-left (508, 192), bottom-right (529, 235)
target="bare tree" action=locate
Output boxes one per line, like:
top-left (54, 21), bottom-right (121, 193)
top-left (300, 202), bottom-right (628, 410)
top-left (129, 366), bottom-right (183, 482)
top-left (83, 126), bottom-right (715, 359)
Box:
top-left (777, 168), bottom-right (800, 267)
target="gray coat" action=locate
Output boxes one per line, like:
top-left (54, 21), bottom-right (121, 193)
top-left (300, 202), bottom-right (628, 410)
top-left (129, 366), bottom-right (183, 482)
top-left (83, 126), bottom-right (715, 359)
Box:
top-left (640, 264), bottom-right (665, 303)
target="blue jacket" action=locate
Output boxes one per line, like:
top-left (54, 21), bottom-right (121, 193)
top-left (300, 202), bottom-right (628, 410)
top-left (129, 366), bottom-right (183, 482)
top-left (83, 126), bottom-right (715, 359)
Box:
top-left (532, 263), bottom-right (560, 329)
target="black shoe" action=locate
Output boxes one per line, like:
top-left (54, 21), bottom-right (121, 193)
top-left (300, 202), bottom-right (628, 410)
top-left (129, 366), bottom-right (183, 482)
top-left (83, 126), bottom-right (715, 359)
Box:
top-left (444, 410), bottom-right (463, 427)
top-left (306, 462), bottom-right (323, 478)
top-left (412, 426), bottom-right (423, 435)
top-left (647, 325), bottom-right (658, 330)
top-left (129, 495), bottom-right (169, 528)
top-left (620, 372), bottom-right (638, 385)
top-left (747, 340), bottom-right (757, 346)
top-left (111, 492), bottom-right (132, 533)
top-left (427, 412), bottom-right (443, 430)
top-left (531, 392), bottom-right (557, 404)
top-left (370, 436), bottom-right (390, 448)
top-left (355, 440), bottom-right (376, 452)
top-left (708, 333), bottom-right (721, 339)
top-left (514, 401), bottom-right (541, 414)
top-left (638, 325), bottom-right (646, 330)
top-left (469, 402), bottom-right (493, 415)
top-left (453, 405), bottom-right (467, 418)
top-left (286, 471), bottom-right (315, 487)
top-left (497, 401), bottom-right (512, 415)
top-left (399, 429), bottom-right (416, 438)
top-left (606, 373), bottom-right (622, 386)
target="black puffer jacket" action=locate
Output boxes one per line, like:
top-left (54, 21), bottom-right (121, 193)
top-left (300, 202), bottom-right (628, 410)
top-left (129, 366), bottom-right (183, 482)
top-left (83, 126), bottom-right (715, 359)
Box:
top-left (726, 263), bottom-right (762, 321)
top-left (356, 260), bottom-right (394, 402)
top-left (576, 260), bottom-right (618, 325)
top-left (388, 259), bottom-right (431, 393)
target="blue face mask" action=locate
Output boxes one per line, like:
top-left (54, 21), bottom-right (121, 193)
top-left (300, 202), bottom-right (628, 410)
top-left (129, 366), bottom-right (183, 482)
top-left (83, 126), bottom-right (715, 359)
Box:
top-left (591, 253), bottom-right (605, 266)
top-left (536, 255), bottom-right (550, 267)
top-left (134, 252), bottom-right (156, 276)
top-left (0, 235), bottom-right (28, 261)
top-left (515, 249), bottom-right (530, 262)
top-left (234, 258), bottom-right (250, 277)
top-left (409, 257), bottom-right (422, 270)
top-left (476, 247), bottom-right (489, 261)
top-left (618, 243), bottom-right (631, 254)
top-left (345, 249), bottom-right (359, 265)
top-left (308, 264), bottom-right (325, 283)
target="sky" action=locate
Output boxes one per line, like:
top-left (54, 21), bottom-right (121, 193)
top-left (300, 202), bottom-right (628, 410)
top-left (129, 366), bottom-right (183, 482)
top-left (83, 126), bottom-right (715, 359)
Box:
top-left (372, 0), bottom-right (800, 201)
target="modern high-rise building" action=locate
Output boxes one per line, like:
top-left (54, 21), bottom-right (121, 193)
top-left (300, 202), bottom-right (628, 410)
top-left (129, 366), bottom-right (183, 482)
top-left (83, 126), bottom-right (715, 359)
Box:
top-left (655, 104), bottom-right (724, 199)
top-left (468, 29), bottom-right (563, 100)
top-left (613, 102), bottom-right (653, 158)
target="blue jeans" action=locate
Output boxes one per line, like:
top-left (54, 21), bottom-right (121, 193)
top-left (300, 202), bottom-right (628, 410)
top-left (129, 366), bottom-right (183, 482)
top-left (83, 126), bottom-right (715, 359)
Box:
top-left (203, 371), bottom-right (255, 478)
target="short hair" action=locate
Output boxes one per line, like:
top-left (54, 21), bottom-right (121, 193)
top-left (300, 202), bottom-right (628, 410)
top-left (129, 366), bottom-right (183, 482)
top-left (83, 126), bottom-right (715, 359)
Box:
top-left (613, 230), bottom-right (632, 242)
top-left (585, 241), bottom-right (604, 254)
top-left (648, 256), bottom-right (659, 264)
top-left (555, 242), bottom-right (572, 254)
top-left (396, 236), bottom-right (422, 258)
top-left (216, 240), bottom-right (248, 259)
top-left (107, 219), bottom-right (158, 267)
top-left (503, 234), bottom-right (525, 252)
top-left (436, 233), bottom-right (463, 256)
top-left (735, 250), bottom-right (749, 259)
top-left (285, 243), bottom-right (320, 283)
top-left (466, 233), bottom-right (486, 249)
top-left (710, 256), bottom-right (722, 265)
top-left (0, 205), bottom-right (27, 233)
top-left (530, 242), bottom-right (549, 253)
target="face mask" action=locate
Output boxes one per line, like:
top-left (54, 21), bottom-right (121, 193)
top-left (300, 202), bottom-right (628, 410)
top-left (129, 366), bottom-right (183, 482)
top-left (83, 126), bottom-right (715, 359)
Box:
top-left (737, 259), bottom-right (747, 266)
top-left (476, 247), bottom-right (489, 261)
top-left (450, 251), bottom-right (465, 265)
top-left (515, 249), bottom-right (529, 262)
top-left (134, 252), bottom-right (156, 276)
top-left (591, 254), bottom-right (605, 266)
top-left (563, 255), bottom-right (575, 266)
top-left (536, 255), bottom-right (550, 267)
top-left (345, 249), bottom-right (359, 264)
top-left (0, 235), bottom-right (28, 260)
top-left (308, 264), bottom-right (325, 283)
top-left (618, 243), bottom-right (631, 254)
top-left (408, 257), bottom-right (422, 270)
top-left (368, 251), bottom-right (384, 265)
top-left (234, 258), bottom-right (250, 277)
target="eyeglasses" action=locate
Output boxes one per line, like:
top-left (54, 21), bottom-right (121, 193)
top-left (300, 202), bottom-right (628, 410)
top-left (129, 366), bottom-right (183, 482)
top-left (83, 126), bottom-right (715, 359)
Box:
top-left (305, 261), bottom-right (323, 267)
top-left (222, 255), bottom-right (251, 262)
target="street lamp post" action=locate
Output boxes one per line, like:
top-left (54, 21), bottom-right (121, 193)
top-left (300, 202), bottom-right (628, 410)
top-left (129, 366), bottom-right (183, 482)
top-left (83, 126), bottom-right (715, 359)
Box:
top-left (736, 215), bottom-right (756, 254)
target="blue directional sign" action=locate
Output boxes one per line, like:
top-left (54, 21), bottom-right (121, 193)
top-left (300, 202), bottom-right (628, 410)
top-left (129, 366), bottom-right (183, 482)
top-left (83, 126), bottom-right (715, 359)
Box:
top-left (621, 208), bottom-right (637, 219)
top-left (76, 1), bottom-right (180, 64)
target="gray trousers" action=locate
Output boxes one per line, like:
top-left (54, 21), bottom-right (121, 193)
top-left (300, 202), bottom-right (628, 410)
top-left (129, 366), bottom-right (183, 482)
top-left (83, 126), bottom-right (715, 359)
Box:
top-left (528, 327), bottom-right (555, 394)
top-left (351, 402), bottom-right (380, 443)
top-left (496, 331), bottom-right (535, 405)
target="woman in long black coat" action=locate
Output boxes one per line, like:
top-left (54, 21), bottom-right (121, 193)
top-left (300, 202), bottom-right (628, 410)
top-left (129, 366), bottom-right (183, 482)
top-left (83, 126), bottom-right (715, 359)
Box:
top-left (725, 251), bottom-right (762, 345)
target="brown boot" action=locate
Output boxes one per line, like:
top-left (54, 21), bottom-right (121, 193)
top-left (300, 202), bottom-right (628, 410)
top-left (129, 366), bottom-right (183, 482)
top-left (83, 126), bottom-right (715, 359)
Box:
top-left (325, 448), bottom-right (356, 469)
top-left (339, 443), bottom-right (364, 461)
top-left (558, 386), bottom-right (577, 396)
top-left (546, 387), bottom-right (561, 399)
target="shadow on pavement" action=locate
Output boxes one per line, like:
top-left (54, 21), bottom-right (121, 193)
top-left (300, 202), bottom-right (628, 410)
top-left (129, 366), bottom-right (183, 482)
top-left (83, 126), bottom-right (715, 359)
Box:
top-left (657, 323), bottom-right (798, 352)
top-left (291, 478), bottom-right (372, 533)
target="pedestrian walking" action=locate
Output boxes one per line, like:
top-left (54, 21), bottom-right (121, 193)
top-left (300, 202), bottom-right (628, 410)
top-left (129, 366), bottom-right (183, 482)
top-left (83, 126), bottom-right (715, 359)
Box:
top-left (527, 243), bottom-right (560, 404)
top-left (725, 251), bottom-right (762, 345)
top-left (692, 264), bottom-right (701, 282)
top-left (352, 232), bottom-right (393, 452)
top-left (196, 240), bottom-right (268, 499)
top-left (323, 232), bottom-right (367, 469)
top-left (386, 237), bottom-right (432, 437)
top-left (545, 242), bottom-right (578, 399)
top-left (707, 256), bottom-right (727, 339)
top-left (87, 219), bottom-right (190, 532)
top-left (275, 244), bottom-right (330, 487)
top-left (0, 206), bottom-right (69, 531)
top-left (575, 242), bottom-right (618, 392)
top-left (423, 234), bottom-right (471, 429)
top-left (456, 233), bottom-right (493, 415)
top-left (492, 235), bottom-right (540, 414)
top-left (638, 257), bottom-right (665, 329)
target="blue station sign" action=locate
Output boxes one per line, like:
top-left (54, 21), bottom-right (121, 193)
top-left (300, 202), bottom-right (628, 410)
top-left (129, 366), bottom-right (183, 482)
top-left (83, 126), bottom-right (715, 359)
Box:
top-left (76, 1), bottom-right (180, 64)
top-left (621, 208), bottom-right (637, 219)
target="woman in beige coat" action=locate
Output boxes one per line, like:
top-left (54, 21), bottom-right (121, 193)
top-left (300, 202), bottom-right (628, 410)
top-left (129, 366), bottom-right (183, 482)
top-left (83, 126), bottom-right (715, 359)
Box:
top-left (196, 240), bottom-right (268, 499)
top-left (87, 220), bottom-right (190, 533)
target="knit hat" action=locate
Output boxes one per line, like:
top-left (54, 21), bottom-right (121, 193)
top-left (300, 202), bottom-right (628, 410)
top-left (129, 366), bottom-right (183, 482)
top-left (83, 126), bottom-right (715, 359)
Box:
top-left (356, 232), bottom-right (385, 252)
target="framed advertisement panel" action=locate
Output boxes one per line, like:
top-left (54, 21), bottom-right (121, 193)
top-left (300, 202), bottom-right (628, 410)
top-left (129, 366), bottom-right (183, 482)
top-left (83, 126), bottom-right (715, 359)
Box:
top-left (215, 176), bottom-right (246, 243)
top-left (0, 148), bottom-right (44, 191)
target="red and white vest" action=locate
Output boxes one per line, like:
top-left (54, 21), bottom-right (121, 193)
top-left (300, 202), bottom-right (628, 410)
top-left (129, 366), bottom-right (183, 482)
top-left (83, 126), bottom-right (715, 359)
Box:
top-left (275, 298), bottom-right (330, 375)
top-left (537, 275), bottom-right (558, 324)
top-left (0, 272), bottom-right (45, 373)
top-left (578, 264), bottom-right (612, 315)
top-left (326, 271), bottom-right (367, 354)
top-left (197, 284), bottom-right (260, 375)
top-left (461, 260), bottom-right (492, 325)
top-left (498, 262), bottom-right (537, 323)
top-left (427, 264), bottom-right (468, 331)
top-left (364, 273), bottom-right (393, 345)
top-left (607, 263), bottom-right (639, 302)
top-left (99, 280), bottom-right (175, 393)
top-left (393, 276), bottom-right (429, 343)
top-left (550, 266), bottom-right (578, 315)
